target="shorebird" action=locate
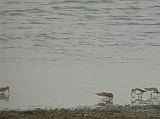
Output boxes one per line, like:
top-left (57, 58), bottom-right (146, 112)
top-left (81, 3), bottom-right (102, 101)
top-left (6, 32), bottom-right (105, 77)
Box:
top-left (131, 88), bottom-right (146, 98)
top-left (95, 92), bottom-right (113, 101)
top-left (144, 87), bottom-right (160, 97)
top-left (0, 86), bottom-right (9, 94)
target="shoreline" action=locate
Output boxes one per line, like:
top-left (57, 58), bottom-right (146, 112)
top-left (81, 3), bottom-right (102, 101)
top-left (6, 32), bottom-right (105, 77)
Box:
top-left (1, 105), bottom-right (160, 119)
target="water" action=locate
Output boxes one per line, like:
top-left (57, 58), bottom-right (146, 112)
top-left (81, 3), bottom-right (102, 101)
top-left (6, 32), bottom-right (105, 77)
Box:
top-left (0, 0), bottom-right (160, 110)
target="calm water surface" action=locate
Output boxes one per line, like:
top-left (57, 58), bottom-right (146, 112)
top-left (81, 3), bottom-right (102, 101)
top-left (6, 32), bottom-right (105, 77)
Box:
top-left (0, 0), bottom-right (160, 110)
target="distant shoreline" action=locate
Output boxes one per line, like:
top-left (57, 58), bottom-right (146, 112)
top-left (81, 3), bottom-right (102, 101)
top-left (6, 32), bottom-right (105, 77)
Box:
top-left (1, 105), bottom-right (160, 119)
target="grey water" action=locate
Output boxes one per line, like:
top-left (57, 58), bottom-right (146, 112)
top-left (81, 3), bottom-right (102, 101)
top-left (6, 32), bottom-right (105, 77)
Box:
top-left (0, 0), bottom-right (160, 110)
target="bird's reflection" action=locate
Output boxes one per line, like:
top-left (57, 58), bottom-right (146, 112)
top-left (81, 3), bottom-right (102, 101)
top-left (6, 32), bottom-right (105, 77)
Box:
top-left (0, 94), bottom-right (9, 101)
top-left (131, 98), bottom-right (143, 105)
top-left (131, 96), bottom-right (160, 106)
top-left (96, 98), bottom-right (113, 106)
top-left (142, 96), bottom-right (160, 105)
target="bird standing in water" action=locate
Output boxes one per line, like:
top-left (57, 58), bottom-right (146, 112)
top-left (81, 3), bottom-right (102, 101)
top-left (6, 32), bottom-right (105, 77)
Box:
top-left (0, 86), bottom-right (9, 94)
top-left (131, 88), bottom-right (146, 98)
top-left (144, 87), bottom-right (160, 97)
top-left (95, 92), bottom-right (113, 101)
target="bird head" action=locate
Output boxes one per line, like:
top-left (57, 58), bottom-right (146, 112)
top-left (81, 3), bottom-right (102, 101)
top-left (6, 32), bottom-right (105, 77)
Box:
top-left (6, 86), bottom-right (9, 93)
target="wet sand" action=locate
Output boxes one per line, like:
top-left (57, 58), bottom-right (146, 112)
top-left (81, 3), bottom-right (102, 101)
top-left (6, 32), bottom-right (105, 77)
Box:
top-left (0, 105), bottom-right (160, 119)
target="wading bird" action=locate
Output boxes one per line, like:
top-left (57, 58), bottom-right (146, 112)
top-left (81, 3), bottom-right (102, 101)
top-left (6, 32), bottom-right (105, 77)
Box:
top-left (95, 92), bottom-right (113, 102)
top-left (131, 88), bottom-right (146, 98)
top-left (144, 87), bottom-right (160, 97)
top-left (0, 86), bottom-right (9, 94)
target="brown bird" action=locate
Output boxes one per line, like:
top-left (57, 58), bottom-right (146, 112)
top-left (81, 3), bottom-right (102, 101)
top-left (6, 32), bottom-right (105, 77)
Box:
top-left (131, 88), bottom-right (146, 98)
top-left (144, 87), bottom-right (160, 97)
top-left (0, 86), bottom-right (9, 94)
top-left (95, 92), bottom-right (113, 100)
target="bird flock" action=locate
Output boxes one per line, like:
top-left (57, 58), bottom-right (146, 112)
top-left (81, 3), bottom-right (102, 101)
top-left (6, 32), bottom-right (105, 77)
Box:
top-left (96, 87), bottom-right (160, 101)
top-left (131, 87), bottom-right (160, 98)
top-left (0, 86), bottom-right (159, 103)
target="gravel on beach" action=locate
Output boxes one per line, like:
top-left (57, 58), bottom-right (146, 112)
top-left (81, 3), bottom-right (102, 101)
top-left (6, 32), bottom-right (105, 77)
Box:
top-left (0, 105), bottom-right (160, 119)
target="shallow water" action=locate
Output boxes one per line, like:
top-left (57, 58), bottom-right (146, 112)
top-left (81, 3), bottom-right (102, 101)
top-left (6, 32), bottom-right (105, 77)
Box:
top-left (0, 0), bottom-right (160, 110)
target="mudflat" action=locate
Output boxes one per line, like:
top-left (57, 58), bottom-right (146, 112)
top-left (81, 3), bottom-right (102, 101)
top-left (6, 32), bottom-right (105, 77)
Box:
top-left (0, 105), bottom-right (160, 119)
